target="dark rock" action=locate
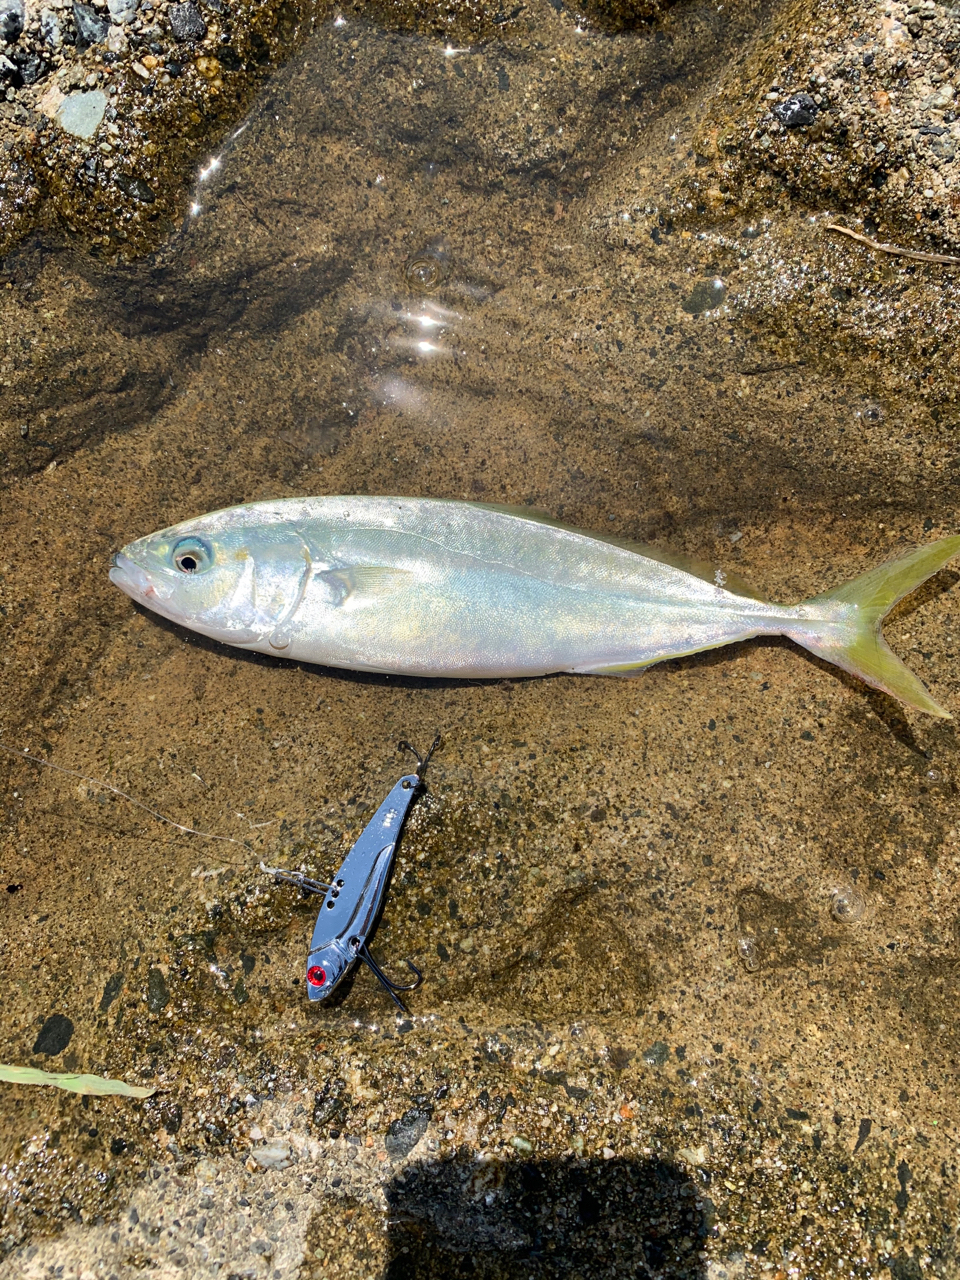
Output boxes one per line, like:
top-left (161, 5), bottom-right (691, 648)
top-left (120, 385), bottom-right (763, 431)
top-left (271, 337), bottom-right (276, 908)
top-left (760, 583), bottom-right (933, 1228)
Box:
top-left (641, 1040), bottom-right (669, 1066)
top-left (772, 92), bottom-right (819, 128)
top-left (0, 0), bottom-right (24, 43)
top-left (930, 136), bottom-right (956, 162)
top-left (33, 1013), bottom-right (74, 1056)
top-left (681, 277), bottom-right (726, 314)
top-left (99, 971), bottom-right (123, 1011)
top-left (115, 174), bottom-right (156, 202)
top-left (168, 1), bottom-right (206, 41)
top-left (385, 1105), bottom-right (432, 1158)
top-left (72, 2), bottom-right (109, 46)
top-left (18, 54), bottom-right (49, 85)
top-left (146, 966), bottom-right (169, 1011)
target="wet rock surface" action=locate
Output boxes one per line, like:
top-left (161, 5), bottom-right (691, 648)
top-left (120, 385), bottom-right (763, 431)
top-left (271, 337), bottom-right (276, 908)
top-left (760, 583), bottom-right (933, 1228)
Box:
top-left (0, 3), bottom-right (960, 1279)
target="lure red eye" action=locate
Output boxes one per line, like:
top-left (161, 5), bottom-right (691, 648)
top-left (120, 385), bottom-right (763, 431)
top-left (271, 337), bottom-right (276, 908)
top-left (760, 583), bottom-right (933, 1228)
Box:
top-left (306, 965), bottom-right (327, 987)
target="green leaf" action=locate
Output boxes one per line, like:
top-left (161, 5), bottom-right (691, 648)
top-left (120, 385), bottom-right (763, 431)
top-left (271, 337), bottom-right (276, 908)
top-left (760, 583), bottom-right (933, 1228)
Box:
top-left (0, 1063), bottom-right (156, 1098)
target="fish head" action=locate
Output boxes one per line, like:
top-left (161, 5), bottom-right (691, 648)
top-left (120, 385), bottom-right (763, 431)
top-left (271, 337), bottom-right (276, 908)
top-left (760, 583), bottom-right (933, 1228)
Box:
top-left (305, 941), bottom-right (354, 1003)
top-left (110, 506), bottom-right (313, 647)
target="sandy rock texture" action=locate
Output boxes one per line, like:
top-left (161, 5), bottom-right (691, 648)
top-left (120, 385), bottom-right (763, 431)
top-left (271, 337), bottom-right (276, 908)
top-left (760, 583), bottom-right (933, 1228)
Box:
top-left (0, 0), bottom-right (682, 259)
top-left (0, 2), bottom-right (959, 1279)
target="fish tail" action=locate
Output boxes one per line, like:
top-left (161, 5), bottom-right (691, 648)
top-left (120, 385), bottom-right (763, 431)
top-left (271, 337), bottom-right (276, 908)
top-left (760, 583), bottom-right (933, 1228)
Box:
top-left (786, 537), bottom-right (960, 718)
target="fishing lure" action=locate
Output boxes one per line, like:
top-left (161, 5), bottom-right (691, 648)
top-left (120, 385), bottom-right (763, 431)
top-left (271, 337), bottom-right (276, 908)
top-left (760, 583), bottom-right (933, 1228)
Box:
top-left (110, 496), bottom-right (960, 717)
top-left (268, 736), bottom-right (438, 1011)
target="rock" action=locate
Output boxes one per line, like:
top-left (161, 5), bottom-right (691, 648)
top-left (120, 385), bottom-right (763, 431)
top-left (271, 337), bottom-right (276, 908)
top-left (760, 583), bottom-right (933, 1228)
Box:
top-left (32, 1013), bottom-right (74, 1056)
top-left (18, 54), bottom-right (48, 85)
top-left (114, 173), bottom-right (156, 202)
top-left (249, 1140), bottom-right (295, 1169)
top-left (39, 7), bottom-right (61, 47)
top-left (0, 0), bottom-right (24, 43)
top-left (72, 1), bottom-right (108, 45)
top-left (106, 0), bottom-right (136, 23)
top-left (682, 277), bottom-right (726, 314)
top-left (55, 88), bottom-right (106, 138)
top-left (146, 966), bottom-right (169, 1011)
top-left (641, 1040), bottom-right (669, 1066)
top-left (385, 1105), bottom-right (432, 1158)
top-left (168, 1), bottom-right (206, 41)
top-left (771, 92), bottom-right (819, 128)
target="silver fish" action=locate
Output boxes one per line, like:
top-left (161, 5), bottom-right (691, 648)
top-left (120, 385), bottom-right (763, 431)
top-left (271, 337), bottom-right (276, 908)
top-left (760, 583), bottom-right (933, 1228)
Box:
top-left (110, 496), bottom-right (960, 717)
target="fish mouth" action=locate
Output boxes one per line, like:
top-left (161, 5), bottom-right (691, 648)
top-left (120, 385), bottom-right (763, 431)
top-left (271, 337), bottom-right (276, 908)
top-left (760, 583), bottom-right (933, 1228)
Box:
top-left (110, 551), bottom-right (153, 598)
top-left (109, 551), bottom-right (174, 609)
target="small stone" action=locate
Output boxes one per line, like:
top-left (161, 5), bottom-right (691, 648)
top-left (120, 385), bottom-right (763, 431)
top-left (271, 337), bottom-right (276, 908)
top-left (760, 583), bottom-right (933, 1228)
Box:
top-left (194, 1157), bottom-right (218, 1182)
top-left (146, 965), bottom-right (169, 1011)
top-left (249, 1140), bottom-right (295, 1170)
top-left (509, 1135), bottom-right (533, 1153)
top-left (681, 278), bottom-right (726, 315)
top-left (772, 92), bottom-right (819, 128)
top-left (385, 1105), bottom-right (432, 1158)
top-left (0, 0), bottom-right (24, 43)
top-left (72, 1), bottom-right (108, 45)
top-left (168, 1), bottom-right (205, 40)
top-left (106, 0), bottom-right (136, 22)
top-left (641, 1040), bottom-right (669, 1066)
top-left (930, 135), bottom-right (957, 161)
top-left (55, 88), bottom-right (106, 138)
top-left (33, 1013), bottom-right (74, 1056)
top-left (19, 55), bottom-right (49, 84)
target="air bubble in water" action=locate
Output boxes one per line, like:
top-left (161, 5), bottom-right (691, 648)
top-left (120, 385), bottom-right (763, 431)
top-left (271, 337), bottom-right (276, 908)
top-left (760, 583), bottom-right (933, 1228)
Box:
top-left (736, 936), bottom-right (760, 972)
top-left (404, 246), bottom-right (448, 293)
top-left (830, 885), bottom-right (865, 923)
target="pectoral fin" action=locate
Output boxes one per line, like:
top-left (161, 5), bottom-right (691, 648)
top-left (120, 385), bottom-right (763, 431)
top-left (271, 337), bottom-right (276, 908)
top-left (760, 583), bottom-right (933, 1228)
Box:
top-left (317, 566), bottom-right (413, 607)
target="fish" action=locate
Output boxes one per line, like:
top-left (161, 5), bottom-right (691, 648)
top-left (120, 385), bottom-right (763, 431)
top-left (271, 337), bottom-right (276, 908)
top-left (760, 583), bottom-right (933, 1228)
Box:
top-left (109, 496), bottom-right (960, 717)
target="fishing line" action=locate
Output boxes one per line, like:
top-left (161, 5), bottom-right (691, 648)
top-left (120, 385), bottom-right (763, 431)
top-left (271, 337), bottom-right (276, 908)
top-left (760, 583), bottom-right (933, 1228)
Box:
top-left (0, 741), bottom-right (242, 845)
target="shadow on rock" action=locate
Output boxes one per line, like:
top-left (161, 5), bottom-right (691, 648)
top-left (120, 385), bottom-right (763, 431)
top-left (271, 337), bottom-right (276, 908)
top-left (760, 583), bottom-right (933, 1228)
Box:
top-left (379, 1151), bottom-right (708, 1279)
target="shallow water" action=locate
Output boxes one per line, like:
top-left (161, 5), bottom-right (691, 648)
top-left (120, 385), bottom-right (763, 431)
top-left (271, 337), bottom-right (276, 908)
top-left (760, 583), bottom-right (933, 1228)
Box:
top-left (1, 4), bottom-right (960, 1277)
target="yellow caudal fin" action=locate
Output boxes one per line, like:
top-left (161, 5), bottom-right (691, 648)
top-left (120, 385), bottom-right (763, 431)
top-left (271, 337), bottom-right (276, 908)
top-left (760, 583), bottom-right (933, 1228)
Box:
top-left (790, 537), bottom-right (960, 718)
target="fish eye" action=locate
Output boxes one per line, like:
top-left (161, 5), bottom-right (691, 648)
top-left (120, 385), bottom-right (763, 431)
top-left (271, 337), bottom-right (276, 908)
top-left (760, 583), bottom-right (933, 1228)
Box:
top-left (172, 537), bottom-right (213, 574)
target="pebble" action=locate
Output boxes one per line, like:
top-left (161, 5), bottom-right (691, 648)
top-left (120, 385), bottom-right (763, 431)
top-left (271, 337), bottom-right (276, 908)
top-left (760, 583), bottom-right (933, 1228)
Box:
top-left (38, 9), bottom-right (60, 50)
top-left (771, 92), bottom-right (819, 128)
top-left (168, 1), bottom-right (206, 41)
top-left (682, 278), bottom-right (726, 314)
top-left (107, 0), bottom-right (137, 24)
top-left (32, 1012), bottom-right (74, 1056)
top-left (0, 0), bottom-right (24, 44)
top-left (249, 1140), bottom-right (295, 1170)
top-left (72, 1), bottom-right (108, 45)
top-left (55, 87), bottom-right (106, 138)
top-left (384, 1105), bottom-right (432, 1158)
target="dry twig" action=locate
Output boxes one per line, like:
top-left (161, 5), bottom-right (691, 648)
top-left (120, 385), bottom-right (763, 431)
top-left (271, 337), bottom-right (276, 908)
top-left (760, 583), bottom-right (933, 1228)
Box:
top-left (825, 223), bottom-right (960, 266)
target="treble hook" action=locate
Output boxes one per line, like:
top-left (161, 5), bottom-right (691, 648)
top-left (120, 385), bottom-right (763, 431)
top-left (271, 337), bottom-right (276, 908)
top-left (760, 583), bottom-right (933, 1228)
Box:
top-left (355, 941), bottom-right (423, 1012)
top-left (261, 862), bottom-right (331, 895)
top-left (397, 732), bottom-right (441, 782)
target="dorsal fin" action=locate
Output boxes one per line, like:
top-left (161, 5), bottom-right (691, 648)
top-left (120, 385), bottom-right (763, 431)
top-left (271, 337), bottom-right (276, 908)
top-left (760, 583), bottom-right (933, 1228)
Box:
top-left (473, 502), bottom-right (767, 601)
